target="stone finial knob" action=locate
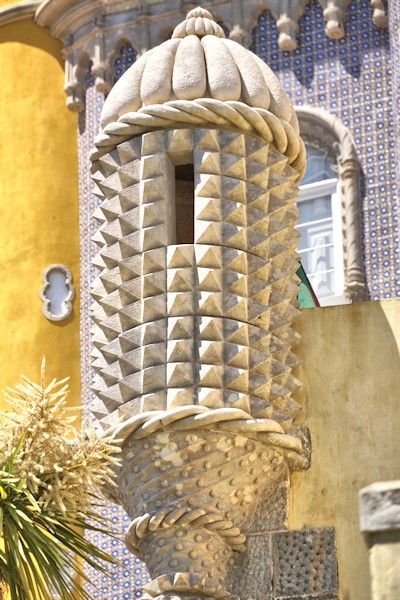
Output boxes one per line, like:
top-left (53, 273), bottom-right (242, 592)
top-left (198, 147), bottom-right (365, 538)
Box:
top-left (172, 6), bottom-right (226, 38)
top-left (371, 0), bottom-right (388, 28)
top-left (186, 7), bottom-right (212, 19)
top-left (324, 5), bottom-right (345, 39)
top-left (277, 15), bottom-right (299, 52)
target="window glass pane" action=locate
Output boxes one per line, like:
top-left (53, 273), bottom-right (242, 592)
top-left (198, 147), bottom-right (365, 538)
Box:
top-left (308, 271), bottom-right (335, 298)
top-left (298, 219), bottom-right (333, 251)
top-left (300, 243), bottom-right (334, 273)
top-left (297, 160), bottom-right (343, 302)
top-left (302, 145), bottom-right (337, 185)
top-left (298, 194), bottom-right (332, 222)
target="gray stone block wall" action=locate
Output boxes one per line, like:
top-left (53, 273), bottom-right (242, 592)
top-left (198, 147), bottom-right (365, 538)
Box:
top-left (228, 528), bottom-right (338, 600)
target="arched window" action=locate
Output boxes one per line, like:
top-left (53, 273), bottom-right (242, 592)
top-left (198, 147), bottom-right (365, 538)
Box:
top-left (298, 146), bottom-right (344, 305)
top-left (296, 106), bottom-right (367, 305)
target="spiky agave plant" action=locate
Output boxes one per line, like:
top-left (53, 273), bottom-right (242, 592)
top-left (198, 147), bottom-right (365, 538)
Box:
top-left (0, 359), bottom-right (121, 599)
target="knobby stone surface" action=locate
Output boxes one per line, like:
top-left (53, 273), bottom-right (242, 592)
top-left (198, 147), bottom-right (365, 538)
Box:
top-left (228, 528), bottom-right (338, 599)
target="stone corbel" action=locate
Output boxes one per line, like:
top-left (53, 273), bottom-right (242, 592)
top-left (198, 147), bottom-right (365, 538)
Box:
top-left (92, 62), bottom-right (112, 94)
top-left (64, 57), bottom-right (85, 113)
top-left (228, 24), bottom-right (252, 48)
top-left (92, 26), bottom-right (113, 94)
top-left (276, 13), bottom-right (299, 51)
top-left (323, 0), bottom-right (348, 40)
top-left (371, 0), bottom-right (388, 28)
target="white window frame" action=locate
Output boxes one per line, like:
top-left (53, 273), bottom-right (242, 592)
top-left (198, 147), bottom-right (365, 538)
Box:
top-left (298, 178), bottom-right (350, 307)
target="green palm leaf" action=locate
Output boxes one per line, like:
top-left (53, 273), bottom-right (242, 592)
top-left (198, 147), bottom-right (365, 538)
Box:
top-left (0, 360), bottom-right (122, 599)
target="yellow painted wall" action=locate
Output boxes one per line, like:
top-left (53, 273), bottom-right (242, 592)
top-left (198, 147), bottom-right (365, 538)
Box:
top-left (0, 0), bottom-right (24, 8)
top-left (0, 20), bottom-right (81, 410)
top-left (290, 299), bottom-right (400, 600)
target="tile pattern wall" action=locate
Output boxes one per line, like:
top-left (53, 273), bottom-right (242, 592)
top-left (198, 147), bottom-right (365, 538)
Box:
top-left (78, 61), bottom-right (150, 598)
top-left (78, 2), bottom-right (397, 596)
top-left (251, 0), bottom-right (398, 299)
top-left (389, 1), bottom-right (400, 222)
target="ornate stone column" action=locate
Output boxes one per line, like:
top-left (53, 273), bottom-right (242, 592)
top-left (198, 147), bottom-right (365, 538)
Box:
top-left (90, 7), bottom-right (308, 599)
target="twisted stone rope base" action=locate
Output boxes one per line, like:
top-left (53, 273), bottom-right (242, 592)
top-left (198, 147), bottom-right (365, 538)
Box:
top-left (91, 99), bottom-right (306, 180)
top-left (126, 505), bottom-right (246, 558)
top-left (109, 405), bottom-right (307, 469)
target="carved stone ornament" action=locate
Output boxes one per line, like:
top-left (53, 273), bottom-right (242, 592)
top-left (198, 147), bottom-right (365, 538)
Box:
top-left (9, 0), bottom-right (387, 115)
top-left (90, 7), bottom-right (309, 599)
top-left (371, 0), bottom-right (388, 28)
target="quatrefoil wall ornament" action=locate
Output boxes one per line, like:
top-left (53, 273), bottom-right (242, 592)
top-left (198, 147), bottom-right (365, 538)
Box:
top-left (40, 264), bottom-right (75, 321)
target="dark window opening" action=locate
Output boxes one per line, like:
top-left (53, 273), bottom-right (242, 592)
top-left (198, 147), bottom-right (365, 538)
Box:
top-left (175, 163), bottom-right (195, 245)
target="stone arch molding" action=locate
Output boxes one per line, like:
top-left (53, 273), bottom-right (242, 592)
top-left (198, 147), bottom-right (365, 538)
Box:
top-left (0, 0), bottom-right (382, 111)
top-left (243, 0), bottom-right (387, 51)
top-left (0, 1), bottom-right (389, 53)
top-left (295, 105), bottom-right (367, 303)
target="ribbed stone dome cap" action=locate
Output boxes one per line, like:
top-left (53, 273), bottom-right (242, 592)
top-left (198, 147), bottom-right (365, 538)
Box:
top-left (101, 7), bottom-right (298, 132)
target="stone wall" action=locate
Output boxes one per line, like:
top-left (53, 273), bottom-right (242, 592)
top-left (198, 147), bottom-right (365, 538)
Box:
top-left (290, 299), bottom-right (400, 600)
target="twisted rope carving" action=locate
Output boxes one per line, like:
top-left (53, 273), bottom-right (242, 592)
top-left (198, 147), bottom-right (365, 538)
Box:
top-left (91, 98), bottom-right (306, 178)
top-left (110, 405), bottom-right (302, 453)
top-left (126, 505), bottom-right (246, 557)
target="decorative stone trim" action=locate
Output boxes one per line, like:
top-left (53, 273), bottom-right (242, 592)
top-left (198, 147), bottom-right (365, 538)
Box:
top-left (276, 14), bottom-right (299, 52)
top-left (91, 99), bottom-right (306, 178)
top-left (323, 1), bottom-right (347, 40)
top-left (228, 25), bottom-right (252, 49)
top-left (126, 504), bottom-right (248, 558)
top-left (40, 264), bottom-right (75, 321)
top-left (0, 0), bottom-right (40, 27)
top-left (29, 0), bottom-right (389, 117)
top-left (244, 0), bottom-right (386, 50)
top-left (295, 105), bottom-right (367, 303)
top-left (110, 405), bottom-right (306, 469)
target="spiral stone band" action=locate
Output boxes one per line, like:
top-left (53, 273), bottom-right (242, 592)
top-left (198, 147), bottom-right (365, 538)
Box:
top-left (126, 506), bottom-right (247, 558)
top-left (91, 99), bottom-right (306, 178)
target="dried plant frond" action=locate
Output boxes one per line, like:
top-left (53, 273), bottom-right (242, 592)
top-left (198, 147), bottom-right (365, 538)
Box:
top-left (0, 363), bottom-right (122, 600)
